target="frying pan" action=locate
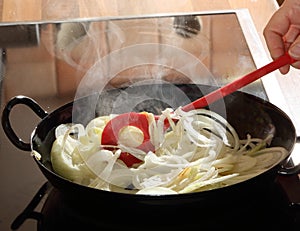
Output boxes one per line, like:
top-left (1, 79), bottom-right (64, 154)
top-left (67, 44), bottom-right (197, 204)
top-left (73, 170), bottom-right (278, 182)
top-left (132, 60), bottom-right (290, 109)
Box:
top-left (1, 83), bottom-right (298, 215)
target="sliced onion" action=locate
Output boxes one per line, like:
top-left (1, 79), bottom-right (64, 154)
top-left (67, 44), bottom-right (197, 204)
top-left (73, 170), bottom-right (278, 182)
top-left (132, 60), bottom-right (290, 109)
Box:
top-left (50, 108), bottom-right (289, 195)
top-left (136, 187), bottom-right (178, 195)
top-left (252, 148), bottom-right (287, 169)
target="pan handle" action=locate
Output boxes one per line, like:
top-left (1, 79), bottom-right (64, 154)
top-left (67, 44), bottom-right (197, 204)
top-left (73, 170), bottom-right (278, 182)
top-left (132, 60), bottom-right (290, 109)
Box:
top-left (278, 140), bottom-right (300, 175)
top-left (1, 95), bottom-right (48, 151)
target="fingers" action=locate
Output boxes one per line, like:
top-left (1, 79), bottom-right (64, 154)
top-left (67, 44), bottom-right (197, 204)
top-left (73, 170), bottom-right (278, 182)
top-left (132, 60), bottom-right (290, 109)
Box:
top-left (284, 25), bottom-right (300, 71)
top-left (290, 42), bottom-right (300, 71)
top-left (263, 0), bottom-right (300, 74)
top-left (263, 12), bottom-right (290, 74)
top-left (278, 64), bottom-right (290, 75)
top-left (289, 31), bottom-right (300, 57)
top-left (263, 9), bottom-right (290, 60)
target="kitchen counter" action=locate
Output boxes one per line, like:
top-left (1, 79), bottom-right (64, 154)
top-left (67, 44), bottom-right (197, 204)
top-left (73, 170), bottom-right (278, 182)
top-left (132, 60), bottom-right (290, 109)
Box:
top-left (0, 0), bottom-right (288, 102)
top-left (0, 0), bottom-right (279, 48)
top-left (0, 1), bottom-right (290, 99)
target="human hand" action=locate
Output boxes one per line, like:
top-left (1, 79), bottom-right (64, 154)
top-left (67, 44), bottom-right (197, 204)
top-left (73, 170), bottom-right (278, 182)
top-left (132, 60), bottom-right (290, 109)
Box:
top-left (263, 0), bottom-right (300, 74)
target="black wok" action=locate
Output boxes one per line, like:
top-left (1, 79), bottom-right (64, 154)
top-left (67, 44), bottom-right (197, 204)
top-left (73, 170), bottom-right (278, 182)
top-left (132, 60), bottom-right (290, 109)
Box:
top-left (1, 83), bottom-right (298, 218)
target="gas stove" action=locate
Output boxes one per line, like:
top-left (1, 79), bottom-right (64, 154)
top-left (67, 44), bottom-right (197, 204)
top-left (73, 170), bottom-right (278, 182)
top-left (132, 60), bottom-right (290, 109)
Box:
top-left (10, 177), bottom-right (300, 231)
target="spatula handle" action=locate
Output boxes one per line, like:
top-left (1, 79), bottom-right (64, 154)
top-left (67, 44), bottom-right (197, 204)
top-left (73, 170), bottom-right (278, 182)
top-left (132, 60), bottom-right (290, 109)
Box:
top-left (182, 53), bottom-right (296, 111)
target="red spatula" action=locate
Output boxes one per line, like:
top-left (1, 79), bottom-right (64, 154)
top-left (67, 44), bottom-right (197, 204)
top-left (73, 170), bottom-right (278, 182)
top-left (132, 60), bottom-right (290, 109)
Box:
top-left (181, 52), bottom-right (295, 111)
top-left (101, 53), bottom-right (296, 166)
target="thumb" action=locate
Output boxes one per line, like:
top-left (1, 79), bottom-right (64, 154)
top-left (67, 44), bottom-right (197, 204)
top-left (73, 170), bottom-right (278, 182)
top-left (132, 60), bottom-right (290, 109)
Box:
top-left (289, 37), bottom-right (300, 60)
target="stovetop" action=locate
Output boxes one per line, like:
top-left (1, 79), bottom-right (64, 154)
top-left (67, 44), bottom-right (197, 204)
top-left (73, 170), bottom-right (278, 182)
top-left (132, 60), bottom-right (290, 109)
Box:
top-left (10, 177), bottom-right (300, 231)
top-left (0, 10), bottom-right (300, 231)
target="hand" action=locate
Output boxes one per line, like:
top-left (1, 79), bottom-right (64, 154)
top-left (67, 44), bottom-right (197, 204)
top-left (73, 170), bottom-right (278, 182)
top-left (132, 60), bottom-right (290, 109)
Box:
top-left (263, 0), bottom-right (300, 74)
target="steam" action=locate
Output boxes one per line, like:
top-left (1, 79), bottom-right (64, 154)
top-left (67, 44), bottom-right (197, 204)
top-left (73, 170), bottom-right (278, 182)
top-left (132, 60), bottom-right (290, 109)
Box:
top-left (72, 43), bottom-right (223, 123)
top-left (49, 17), bottom-right (226, 123)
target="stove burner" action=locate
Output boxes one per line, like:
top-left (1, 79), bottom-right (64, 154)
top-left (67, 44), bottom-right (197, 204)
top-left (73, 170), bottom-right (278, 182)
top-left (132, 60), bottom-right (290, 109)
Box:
top-left (11, 179), bottom-right (300, 231)
top-left (10, 182), bottom-right (51, 231)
